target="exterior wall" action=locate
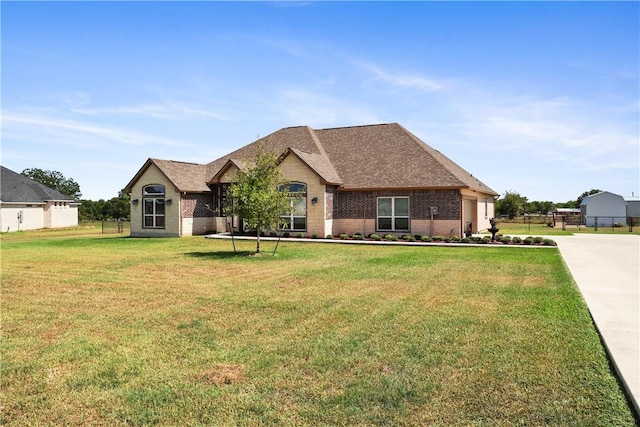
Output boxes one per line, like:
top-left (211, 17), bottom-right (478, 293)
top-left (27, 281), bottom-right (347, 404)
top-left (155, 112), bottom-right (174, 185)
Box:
top-left (181, 193), bottom-right (215, 236)
top-left (0, 204), bottom-right (45, 232)
top-left (627, 200), bottom-right (640, 217)
top-left (581, 192), bottom-right (627, 226)
top-left (460, 188), bottom-right (495, 233)
top-left (278, 155), bottom-right (328, 237)
top-left (333, 189), bottom-right (463, 236)
top-left (44, 201), bottom-right (79, 229)
top-left (129, 164), bottom-right (182, 237)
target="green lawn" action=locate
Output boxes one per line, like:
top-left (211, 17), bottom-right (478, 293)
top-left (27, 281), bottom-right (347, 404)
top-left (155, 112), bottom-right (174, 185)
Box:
top-left (1, 230), bottom-right (636, 426)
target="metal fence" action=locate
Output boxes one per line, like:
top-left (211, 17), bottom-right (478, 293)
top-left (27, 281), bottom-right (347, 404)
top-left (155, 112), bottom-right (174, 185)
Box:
top-left (556, 216), bottom-right (639, 232)
top-left (101, 219), bottom-right (130, 234)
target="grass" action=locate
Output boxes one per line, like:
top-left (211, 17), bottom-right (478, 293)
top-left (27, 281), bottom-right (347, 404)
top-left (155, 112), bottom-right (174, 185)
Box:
top-left (1, 229), bottom-right (637, 426)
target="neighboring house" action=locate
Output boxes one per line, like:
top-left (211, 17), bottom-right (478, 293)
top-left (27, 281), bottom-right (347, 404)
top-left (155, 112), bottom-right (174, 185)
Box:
top-left (0, 166), bottom-right (80, 232)
top-left (580, 191), bottom-right (628, 227)
top-left (124, 123), bottom-right (498, 238)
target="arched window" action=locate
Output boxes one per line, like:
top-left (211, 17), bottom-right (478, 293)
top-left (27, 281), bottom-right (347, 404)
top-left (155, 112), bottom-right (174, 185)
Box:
top-left (279, 182), bottom-right (306, 231)
top-left (143, 185), bottom-right (165, 228)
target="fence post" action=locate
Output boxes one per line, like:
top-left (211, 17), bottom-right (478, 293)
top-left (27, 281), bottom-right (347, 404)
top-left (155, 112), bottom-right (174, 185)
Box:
top-left (594, 217), bottom-right (598, 231)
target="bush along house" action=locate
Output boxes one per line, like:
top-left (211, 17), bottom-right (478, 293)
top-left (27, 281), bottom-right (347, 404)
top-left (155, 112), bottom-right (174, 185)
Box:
top-left (123, 123), bottom-right (498, 238)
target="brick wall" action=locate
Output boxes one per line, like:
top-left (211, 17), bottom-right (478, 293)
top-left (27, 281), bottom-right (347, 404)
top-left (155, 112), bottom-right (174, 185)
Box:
top-left (333, 190), bottom-right (461, 220)
top-left (182, 193), bottom-right (214, 218)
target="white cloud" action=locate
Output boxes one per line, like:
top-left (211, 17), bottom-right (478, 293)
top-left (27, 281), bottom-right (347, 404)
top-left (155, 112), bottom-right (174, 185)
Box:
top-left (2, 112), bottom-right (190, 149)
top-left (356, 61), bottom-right (445, 93)
top-left (73, 103), bottom-right (230, 121)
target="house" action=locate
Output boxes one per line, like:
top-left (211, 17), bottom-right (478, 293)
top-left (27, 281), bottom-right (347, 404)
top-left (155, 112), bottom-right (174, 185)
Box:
top-left (0, 166), bottom-right (80, 232)
top-left (580, 191), bottom-right (628, 227)
top-left (124, 123), bottom-right (498, 238)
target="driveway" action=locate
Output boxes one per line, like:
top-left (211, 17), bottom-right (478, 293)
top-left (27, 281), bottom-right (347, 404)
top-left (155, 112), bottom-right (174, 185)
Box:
top-left (552, 234), bottom-right (639, 415)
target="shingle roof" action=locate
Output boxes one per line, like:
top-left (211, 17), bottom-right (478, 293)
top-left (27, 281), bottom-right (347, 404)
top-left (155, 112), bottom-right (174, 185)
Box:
top-left (123, 159), bottom-right (210, 193)
top-left (1, 166), bottom-right (76, 203)
top-left (126, 123), bottom-right (497, 196)
top-left (208, 123), bottom-right (497, 195)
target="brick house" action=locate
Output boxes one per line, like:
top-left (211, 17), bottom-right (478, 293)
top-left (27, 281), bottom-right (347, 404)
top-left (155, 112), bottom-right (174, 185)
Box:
top-left (123, 123), bottom-right (498, 238)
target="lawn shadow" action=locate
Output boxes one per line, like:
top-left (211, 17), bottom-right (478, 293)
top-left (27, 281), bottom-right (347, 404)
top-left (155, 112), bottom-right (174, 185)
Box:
top-left (187, 251), bottom-right (256, 260)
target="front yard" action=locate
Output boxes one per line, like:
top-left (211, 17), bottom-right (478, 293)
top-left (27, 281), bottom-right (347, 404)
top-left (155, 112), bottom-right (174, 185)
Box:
top-left (1, 231), bottom-right (636, 425)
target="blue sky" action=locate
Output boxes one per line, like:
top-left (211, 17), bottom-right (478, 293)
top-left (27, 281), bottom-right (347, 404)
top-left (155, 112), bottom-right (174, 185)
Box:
top-left (2, 1), bottom-right (638, 202)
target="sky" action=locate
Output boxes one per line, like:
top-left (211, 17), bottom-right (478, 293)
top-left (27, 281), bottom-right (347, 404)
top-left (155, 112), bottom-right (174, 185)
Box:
top-left (2, 1), bottom-right (638, 203)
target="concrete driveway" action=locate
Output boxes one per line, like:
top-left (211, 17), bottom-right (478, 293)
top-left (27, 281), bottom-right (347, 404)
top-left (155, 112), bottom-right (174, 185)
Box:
top-left (552, 234), bottom-right (639, 415)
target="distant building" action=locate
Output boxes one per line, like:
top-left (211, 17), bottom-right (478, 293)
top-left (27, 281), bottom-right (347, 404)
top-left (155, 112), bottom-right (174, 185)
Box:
top-left (580, 191), bottom-right (627, 227)
top-left (0, 166), bottom-right (80, 232)
top-left (626, 198), bottom-right (640, 218)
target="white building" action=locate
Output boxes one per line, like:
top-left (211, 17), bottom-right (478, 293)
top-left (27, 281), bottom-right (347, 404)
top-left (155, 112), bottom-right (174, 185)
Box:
top-left (580, 191), bottom-right (628, 227)
top-left (0, 166), bottom-right (80, 232)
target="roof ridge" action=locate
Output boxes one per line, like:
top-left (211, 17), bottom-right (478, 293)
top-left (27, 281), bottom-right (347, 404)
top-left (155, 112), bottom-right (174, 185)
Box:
top-left (316, 122), bottom-right (397, 132)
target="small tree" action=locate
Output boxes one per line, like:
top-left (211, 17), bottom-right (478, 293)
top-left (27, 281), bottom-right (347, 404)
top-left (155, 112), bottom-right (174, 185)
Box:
top-left (225, 145), bottom-right (296, 254)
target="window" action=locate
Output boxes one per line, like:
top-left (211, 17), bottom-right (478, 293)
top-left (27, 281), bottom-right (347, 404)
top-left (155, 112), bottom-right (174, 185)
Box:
top-left (377, 197), bottom-right (409, 231)
top-left (143, 185), bottom-right (165, 228)
top-left (280, 183), bottom-right (306, 231)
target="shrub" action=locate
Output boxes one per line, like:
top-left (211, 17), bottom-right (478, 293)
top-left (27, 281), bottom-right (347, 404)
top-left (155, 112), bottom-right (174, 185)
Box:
top-left (283, 232), bottom-right (290, 238)
top-left (543, 238), bottom-right (557, 246)
top-left (470, 236), bottom-right (482, 243)
top-left (500, 235), bottom-right (512, 244)
top-left (296, 232), bottom-right (304, 239)
top-left (326, 234), bottom-right (333, 239)
top-left (421, 235), bottom-right (432, 242)
top-left (353, 233), bottom-right (364, 240)
top-left (523, 237), bottom-right (535, 245)
top-left (269, 231), bottom-right (277, 237)
top-left (461, 237), bottom-right (471, 243)
top-left (369, 233), bottom-right (381, 241)
top-left (311, 233), bottom-right (319, 239)
top-left (340, 233), bottom-right (350, 240)
top-left (534, 236), bottom-right (544, 244)
top-left (406, 236), bottom-right (416, 242)
top-left (481, 236), bottom-right (491, 244)
top-left (384, 234), bottom-right (398, 241)
top-left (512, 236), bottom-right (522, 244)
top-left (432, 236), bottom-right (445, 242)
top-left (450, 236), bottom-right (461, 242)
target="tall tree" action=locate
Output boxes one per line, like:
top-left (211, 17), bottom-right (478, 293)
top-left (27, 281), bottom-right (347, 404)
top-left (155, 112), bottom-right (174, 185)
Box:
top-left (225, 145), bottom-right (298, 254)
top-left (21, 168), bottom-right (82, 199)
top-left (496, 190), bottom-right (528, 219)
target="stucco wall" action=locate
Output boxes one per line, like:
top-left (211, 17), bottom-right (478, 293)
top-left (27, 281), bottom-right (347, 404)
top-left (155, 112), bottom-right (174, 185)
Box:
top-left (0, 204), bottom-right (45, 232)
top-left (460, 188), bottom-right (495, 233)
top-left (44, 202), bottom-right (79, 229)
top-left (129, 164), bottom-right (181, 237)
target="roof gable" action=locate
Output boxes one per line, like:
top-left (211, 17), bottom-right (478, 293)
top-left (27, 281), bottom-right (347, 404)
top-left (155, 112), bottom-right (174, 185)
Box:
top-left (124, 159), bottom-right (210, 193)
top-left (1, 166), bottom-right (76, 203)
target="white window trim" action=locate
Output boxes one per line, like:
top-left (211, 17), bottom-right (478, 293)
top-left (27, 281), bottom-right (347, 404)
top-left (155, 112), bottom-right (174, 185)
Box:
top-left (377, 196), bottom-right (410, 231)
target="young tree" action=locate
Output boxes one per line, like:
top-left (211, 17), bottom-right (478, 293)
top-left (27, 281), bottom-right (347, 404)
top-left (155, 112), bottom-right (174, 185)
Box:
top-left (225, 145), bottom-right (297, 254)
top-left (21, 168), bottom-right (82, 199)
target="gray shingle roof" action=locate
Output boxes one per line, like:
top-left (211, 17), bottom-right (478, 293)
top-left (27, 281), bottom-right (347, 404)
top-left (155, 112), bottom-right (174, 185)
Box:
top-left (1, 166), bottom-right (76, 203)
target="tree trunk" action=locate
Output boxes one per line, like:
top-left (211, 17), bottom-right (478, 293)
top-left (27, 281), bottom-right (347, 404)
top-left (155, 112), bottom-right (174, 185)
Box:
top-left (256, 230), bottom-right (261, 253)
